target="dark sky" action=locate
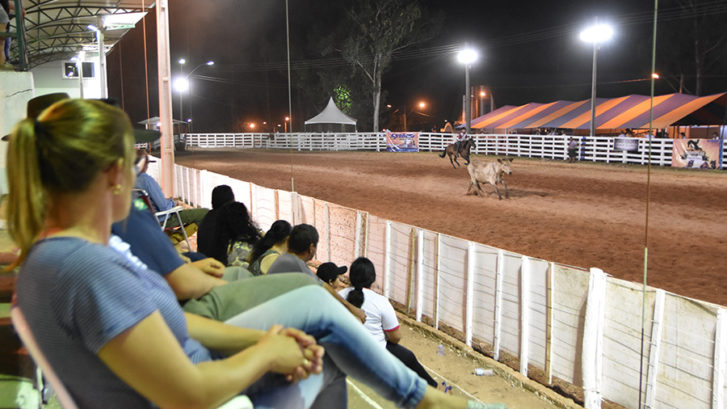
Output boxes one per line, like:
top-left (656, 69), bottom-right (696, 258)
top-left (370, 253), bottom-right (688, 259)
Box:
top-left (106, 0), bottom-right (727, 132)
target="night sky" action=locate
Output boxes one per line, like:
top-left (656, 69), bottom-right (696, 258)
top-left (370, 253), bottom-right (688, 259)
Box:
top-left (106, 0), bottom-right (727, 133)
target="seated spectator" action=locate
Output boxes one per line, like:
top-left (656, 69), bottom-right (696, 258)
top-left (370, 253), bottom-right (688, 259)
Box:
top-left (248, 220), bottom-right (291, 275)
top-left (268, 224), bottom-right (367, 323)
top-left (316, 261), bottom-right (349, 291)
top-left (7, 97), bottom-right (503, 409)
top-left (113, 204), bottom-right (252, 295)
top-left (197, 184), bottom-right (235, 257)
top-left (134, 149), bottom-right (208, 228)
top-left (341, 257), bottom-right (439, 388)
top-left (210, 201), bottom-right (262, 268)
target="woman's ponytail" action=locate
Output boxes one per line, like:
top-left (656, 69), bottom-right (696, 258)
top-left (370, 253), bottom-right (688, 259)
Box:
top-left (346, 257), bottom-right (377, 309)
top-left (6, 119), bottom-right (46, 267)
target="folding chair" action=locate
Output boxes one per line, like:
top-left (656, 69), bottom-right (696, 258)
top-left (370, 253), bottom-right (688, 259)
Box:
top-left (131, 188), bottom-right (191, 250)
top-left (10, 305), bottom-right (253, 409)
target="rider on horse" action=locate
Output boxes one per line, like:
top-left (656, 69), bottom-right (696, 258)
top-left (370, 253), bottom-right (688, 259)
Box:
top-left (453, 128), bottom-right (470, 153)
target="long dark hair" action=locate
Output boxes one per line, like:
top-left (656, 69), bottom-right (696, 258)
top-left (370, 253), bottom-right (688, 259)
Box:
top-left (211, 201), bottom-right (261, 264)
top-left (211, 185), bottom-right (234, 209)
top-left (249, 220), bottom-right (292, 263)
top-left (345, 257), bottom-right (376, 308)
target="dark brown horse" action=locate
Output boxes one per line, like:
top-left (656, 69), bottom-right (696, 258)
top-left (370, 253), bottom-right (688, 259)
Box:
top-left (439, 138), bottom-right (476, 169)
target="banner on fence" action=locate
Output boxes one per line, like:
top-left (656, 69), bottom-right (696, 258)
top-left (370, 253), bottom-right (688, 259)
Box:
top-left (671, 139), bottom-right (721, 169)
top-left (613, 137), bottom-right (639, 152)
top-left (386, 131), bottom-right (419, 152)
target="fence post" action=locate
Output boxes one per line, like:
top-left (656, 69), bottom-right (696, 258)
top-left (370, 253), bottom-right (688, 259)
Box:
top-left (493, 249), bottom-right (504, 361)
top-left (324, 203), bottom-right (331, 261)
top-left (546, 261), bottom-right (554, 385)
top-left (354, 212), bottom-right (362, 260)
top-left (645, 289), bottom-right (665, 409)
top-left (465, 241), bottom-right (476, 347)
top-left (520, 255), bottom-right (531, 376)
top-left (713, 308), bottom-right (727, 409)
top-left (582, 267), bottom-right (606, 409)
top-left (416, 229), bottom-right (424, 322)
top-left (435, 233), bottom-right (441, 330)
top-left (384, 221), bottom-right (392, 299)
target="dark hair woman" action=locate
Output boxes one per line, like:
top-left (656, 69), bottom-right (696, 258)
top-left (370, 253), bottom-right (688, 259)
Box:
top-left (197, 185), bottom-right (235, 258)
top-left (342, 257), bottom-right (439, 388)
top-left (248, 220), bottom-right (291, 275)
top-left (212, 201), bottom-right (262, 268)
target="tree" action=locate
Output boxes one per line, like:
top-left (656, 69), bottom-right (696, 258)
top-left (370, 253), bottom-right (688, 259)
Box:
top-left (334, 0), bottom-right (439, 131)
top-left (657, 0), bottom-right (727, 95)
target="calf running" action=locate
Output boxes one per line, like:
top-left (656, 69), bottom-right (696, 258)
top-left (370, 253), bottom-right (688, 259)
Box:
top-left (466, 158), bottom-right (513, 200)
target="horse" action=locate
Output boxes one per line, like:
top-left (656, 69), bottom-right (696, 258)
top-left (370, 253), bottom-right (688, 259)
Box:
top-left (439, 138), bottom-right (476, 169)
top-left (466, 158), bottom-right (513, 200)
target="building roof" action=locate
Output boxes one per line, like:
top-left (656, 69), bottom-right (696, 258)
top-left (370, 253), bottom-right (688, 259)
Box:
top-left (11, 0), bottom-right (154, 68)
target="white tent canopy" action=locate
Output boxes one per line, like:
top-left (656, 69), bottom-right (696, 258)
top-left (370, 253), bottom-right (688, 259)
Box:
top-left (304, 98), bottom-right (357, 128)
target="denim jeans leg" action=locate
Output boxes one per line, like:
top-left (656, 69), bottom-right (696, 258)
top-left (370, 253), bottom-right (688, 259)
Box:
top-left (225, 286), bottom-right (427, 409)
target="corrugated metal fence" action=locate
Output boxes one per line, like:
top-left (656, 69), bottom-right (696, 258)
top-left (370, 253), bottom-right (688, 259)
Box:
top-left (147, 156), bottom-right (726, 409)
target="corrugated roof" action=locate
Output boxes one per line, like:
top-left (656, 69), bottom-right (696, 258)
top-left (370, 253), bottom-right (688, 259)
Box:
top-left (11, 1), bottom-right (154, 68)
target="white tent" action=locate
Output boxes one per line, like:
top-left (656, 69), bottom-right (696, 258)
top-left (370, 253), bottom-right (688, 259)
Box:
top-left (304, 97), bottom-right (357, 132)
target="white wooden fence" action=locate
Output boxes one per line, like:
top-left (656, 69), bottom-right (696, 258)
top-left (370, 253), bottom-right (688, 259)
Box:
top-left (183, 132), bottom-right (717, 167)
top-left (147, 158), bottom-right (726, 409)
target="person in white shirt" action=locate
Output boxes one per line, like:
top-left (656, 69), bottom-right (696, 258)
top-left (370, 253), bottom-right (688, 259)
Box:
top-left (339, 257), bottom-right (438, 387)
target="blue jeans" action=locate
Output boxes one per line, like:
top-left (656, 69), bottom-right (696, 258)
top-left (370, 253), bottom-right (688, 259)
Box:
top-left (225, 286), bottom-right (427, 409)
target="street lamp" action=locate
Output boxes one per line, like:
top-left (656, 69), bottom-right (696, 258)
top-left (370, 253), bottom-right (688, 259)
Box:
top-left (457, 47), bottom-right (478, 135)
top-left (580, 21), bottom-right (613, 137)
top-left (402, 101), bottom-right (427, 131)
top-left (284, 116), bottom-right (290, 133)
top-left (174, 59), bottom-right (214, 122)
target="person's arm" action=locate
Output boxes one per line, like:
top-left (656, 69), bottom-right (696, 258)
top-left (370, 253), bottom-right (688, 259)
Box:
top-left (322, 282), bottom-right (367, 323)
top-left (166, 263), bottom-right (227, 300)
top-left (190, 257), bottom-right (225, 278)
top-left (384, 327), bottom-right (402, 344)
top-left (98, 313), bottom-right (313, 409)
top-left (138, 174), bottom-right (175, 212)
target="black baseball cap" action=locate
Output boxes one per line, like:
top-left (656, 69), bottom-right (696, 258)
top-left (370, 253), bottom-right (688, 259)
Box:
top-left (316, 262), bottom-right (347, 284)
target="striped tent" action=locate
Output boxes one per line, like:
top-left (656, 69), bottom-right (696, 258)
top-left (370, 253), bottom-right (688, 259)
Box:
top-left (471, 92), bottom-right (727, 132)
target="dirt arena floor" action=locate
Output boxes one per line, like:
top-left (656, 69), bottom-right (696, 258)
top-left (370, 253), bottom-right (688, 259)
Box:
top-left (177, 149), bottom-right (727, 307)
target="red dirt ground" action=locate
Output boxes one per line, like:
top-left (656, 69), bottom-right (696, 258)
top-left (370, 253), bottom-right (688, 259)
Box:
top-left (176, 149), bottom-right (727, 307)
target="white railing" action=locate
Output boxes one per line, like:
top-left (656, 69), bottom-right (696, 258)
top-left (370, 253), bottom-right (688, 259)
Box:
top-left (185, 132), bottom-right (696, 167)
top-left (147, 159), bottom-right (727, 409)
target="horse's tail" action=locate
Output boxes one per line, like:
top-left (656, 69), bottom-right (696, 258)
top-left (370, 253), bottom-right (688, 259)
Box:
top-left (439, 150), bottom-right (446, 158)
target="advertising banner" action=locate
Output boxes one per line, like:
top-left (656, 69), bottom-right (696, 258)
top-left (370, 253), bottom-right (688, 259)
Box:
top-left (613, 137), bottom-right (639, 152)
top-left (386, 131), bottom-right (419, 152)
top-left (671, 139), bottom-right (721, 169)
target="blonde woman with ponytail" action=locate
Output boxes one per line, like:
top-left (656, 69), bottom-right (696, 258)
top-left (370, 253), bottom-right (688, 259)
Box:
top-left (8, 96), bottom-right (505, 409)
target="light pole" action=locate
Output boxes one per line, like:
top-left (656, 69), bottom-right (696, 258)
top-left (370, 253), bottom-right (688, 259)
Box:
top-left (580, 21), bottom-right (613, 137)
top-left (403, 101), bottom-right (427, 131)
top-left (457, 47), bottom-right (478, 135)
top-left (174, 59), bottom-right (214, 122)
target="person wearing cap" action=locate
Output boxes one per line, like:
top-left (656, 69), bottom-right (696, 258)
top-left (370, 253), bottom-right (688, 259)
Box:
top-left (134, 148), bottom-right (208, 229)
top-left (267, 224), bottom-right (367, 323)
top-left (316, 262), bottom-right (348, 291)
top-left (341, 257), bottom-right (439, 388)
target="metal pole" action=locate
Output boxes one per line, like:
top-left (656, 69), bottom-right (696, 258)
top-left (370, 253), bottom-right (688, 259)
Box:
top-left (96, 26), bottom-right (108, 98)
top-left (465, 64), bottom-right (472, 134)
top-left (589, 44), bottom-right (597, 137)
top-left (285, 0), bottom-right (293, 132)
top-left (179, 64), bottom-right (184, 121)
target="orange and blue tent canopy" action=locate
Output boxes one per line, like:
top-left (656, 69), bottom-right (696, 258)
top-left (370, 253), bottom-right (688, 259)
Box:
top-left (471, 92), bottom-right (727, 130)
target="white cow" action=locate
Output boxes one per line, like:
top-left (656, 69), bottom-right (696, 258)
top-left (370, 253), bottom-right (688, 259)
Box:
top-left (466, 158), bottom-right (513, 199)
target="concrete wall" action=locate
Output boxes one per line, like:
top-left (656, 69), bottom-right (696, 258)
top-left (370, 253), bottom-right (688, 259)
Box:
top-left (31, 60), bottom-right (102, 99)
